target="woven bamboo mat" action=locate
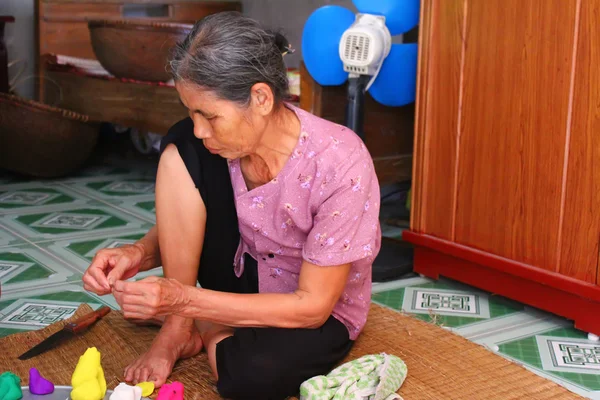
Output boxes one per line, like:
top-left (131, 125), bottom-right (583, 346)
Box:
top-left (0, 305), bottom-right (138, 390)
top-left (0, 303), bottom-right (583, 400)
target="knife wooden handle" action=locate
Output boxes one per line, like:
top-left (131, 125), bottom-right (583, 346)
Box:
top-left (66, 306), bottom-right (111, 334)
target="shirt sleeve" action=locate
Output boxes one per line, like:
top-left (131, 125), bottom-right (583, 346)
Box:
top-left (302, 147), bottom-right (381, 266)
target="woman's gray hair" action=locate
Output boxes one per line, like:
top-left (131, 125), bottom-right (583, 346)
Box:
top-left (169, 12), bottom-right (290, 106)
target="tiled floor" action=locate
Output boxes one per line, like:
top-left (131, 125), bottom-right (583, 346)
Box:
top-left (373, 277), bottom-right (600, 399)
top-left (1, 157), bottom-right (599, 399)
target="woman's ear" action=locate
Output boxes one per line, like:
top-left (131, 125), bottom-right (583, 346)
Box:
top-left (250, 83), bottom-right (275, 116)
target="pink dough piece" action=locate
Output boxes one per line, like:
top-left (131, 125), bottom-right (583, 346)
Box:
top-left (156, 382), bottom-right (183, 400)
top-left (29, 368), bottom-right (54, 395)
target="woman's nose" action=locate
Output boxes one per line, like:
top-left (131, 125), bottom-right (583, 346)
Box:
top-left (192, 116), bottom-right (212, 139)
top-left (194, 126), bottom-right (211, 139)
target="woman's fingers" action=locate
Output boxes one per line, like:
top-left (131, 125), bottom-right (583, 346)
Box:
top-left (85, 251), bottom-right (116, 290)
top-left (88, 265), bottom-right (112, 291)
top-left (106, 255), bottom-right (133, 287)
top-left (82, 278), bottom-right (109, 296)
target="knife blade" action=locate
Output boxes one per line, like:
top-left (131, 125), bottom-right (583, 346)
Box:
top-left (17, 306), bottom-right (111, 361)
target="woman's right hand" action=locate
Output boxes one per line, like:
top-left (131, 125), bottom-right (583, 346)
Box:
top-left (82, 244), bottom-right (145, 295)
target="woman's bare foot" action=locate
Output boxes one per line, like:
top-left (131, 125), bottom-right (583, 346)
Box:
top-left (124, 322), bottom-right (203, 387)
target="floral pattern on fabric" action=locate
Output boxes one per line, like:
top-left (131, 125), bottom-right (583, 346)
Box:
top-left (228, 104), bottom-right (381, 340)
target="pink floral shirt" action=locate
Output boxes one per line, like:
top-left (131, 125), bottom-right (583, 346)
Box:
top-left (228, 104), bottom-right (381, 340)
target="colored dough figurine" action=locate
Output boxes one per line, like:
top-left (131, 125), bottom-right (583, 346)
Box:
top-left (70, 347), bottom-right (107, 400)
top-left (0, 372), bottom-right (22, 400)
top-left (109, 383), bottom-right (141, 400)
top-left (155, 382), bottom-right (183, 400)
top-left (135, 382), bottom-right (154, 397)
top-left (29, 368), bottom-right (54, 395)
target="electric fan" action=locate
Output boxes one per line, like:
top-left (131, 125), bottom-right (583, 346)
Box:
top-left (302, 0), bottom-right (420, 281)
top-left (302, 0), bottom-right (419, 138)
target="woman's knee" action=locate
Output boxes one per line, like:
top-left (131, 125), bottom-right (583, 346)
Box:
top-left (216, 341), bottom-right (293, 399)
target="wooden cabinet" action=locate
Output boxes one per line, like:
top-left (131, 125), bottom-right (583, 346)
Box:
top-left (35, 0), bottom-right (241, 98)
top-left (405, 0), bottom-right (600, 334)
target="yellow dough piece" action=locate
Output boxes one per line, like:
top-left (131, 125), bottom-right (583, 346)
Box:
top-left (70, 347), bottom-right (107, 400)
top-left (135, 382), bottom-right (154, 397)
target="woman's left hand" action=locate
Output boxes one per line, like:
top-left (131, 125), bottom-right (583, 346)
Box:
top-left (112, 277), bottom-right (189, 320)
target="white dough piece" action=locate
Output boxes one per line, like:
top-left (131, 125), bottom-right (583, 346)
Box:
top-left (109, 383), bottom-right (142, 400)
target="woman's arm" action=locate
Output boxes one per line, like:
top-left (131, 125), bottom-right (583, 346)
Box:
top-left (113, 259), bottom-right (351, 329)
top-left (134, 225), bottom-right (162, 272)
top-left (181, 260), bottom-right (351, 328)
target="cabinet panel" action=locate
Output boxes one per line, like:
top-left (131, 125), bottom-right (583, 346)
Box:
top-left (171, 3), bottom-right (241, 21)
top-left (39, 20), bottom-right (98, 59)
top-left (559, 0), bottom-right (600, 283)
top-left (42, 3), bottom-right (122, 20)
top-left (454, 0), bottom-right (577, 270)
top-left (412, 0), bottom-right (464, 239)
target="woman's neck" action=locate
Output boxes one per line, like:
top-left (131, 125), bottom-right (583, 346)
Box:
top-left (243, 106), bottom-right (300, 186)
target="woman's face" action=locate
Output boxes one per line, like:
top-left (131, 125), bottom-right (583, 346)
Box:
top-left (176, 82), bottom-right (268, 159)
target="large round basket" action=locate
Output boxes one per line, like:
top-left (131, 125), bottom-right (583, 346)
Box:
top-left (0, 93), bottom-right (100, 178)
top-left (88, 19), bottom-right (193, 82)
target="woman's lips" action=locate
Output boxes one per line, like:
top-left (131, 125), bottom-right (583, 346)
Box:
top-left (204, 143), bottom-right (219, 153)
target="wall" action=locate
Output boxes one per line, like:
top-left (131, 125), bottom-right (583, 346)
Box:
top-left (0, 0), bottom-right (35, 99)
top-left (241, 0), bottom-right (357, 69)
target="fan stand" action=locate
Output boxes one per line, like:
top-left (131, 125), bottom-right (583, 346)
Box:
top-left (345, 75), bottom-right (415, 282)
top-left (345, 75), bottom-right (369, 139)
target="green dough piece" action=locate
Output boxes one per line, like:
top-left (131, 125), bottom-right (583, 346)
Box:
top-left (0, 372), bottom-right (22, 400)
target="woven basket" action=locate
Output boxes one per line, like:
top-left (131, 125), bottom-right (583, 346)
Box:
top-left (88, 19), bottom-right (193, 82)
top-left (0, 93), bottom-right (99, 177)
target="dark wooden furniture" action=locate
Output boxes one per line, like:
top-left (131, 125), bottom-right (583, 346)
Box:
top-left (43, 55), bottom-right (186, 133)
top-left (35, 0), bottom-right (241, 99)
top-left (0, 16), bottom-right (15, 93)
top-left (299, 62), bottom-right (414, 186)
top-left (405, 0), bottom-right (600, 335)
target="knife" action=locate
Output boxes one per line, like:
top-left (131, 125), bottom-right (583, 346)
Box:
top-left (17, 306), bottom-right (111, 361)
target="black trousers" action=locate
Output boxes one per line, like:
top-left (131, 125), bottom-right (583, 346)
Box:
top-left (160, 119), bottom-right (354, 400)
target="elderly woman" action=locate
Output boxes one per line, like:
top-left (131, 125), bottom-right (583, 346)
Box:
top-left (83, 11), bottom-right (381, 400)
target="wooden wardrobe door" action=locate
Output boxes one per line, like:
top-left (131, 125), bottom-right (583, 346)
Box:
top-left (454, 0), bottom-right (577, 271)
top-left (411, 0), bottom-right (464, 240)
top-left (558, 0), bottom-right (600, 283)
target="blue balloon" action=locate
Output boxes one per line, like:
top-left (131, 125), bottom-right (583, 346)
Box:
top-left (302, 6), bottom-right (355, 86)
top-left (368, 43), bottom-right (418, 107)
top-left (353, 0), bottom-right (420, 36)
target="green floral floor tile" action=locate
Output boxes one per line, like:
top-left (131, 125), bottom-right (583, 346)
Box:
top-left (45, 230), bottom-right (162, 278)
top-left (372, 280), bottom-right (524, 328)
top-left (0, 289), bottom-right (106, 338)
top-left (0, 187), bottom-right (76, 209)
top-left (1, 205), bottom-right (148, 242)
top-left (135, 200), bottom-right (155, 214)
top-left (84, 179), bottom-right (156, 198)
top-left (18, 208), bottom-right (126, 234)
top-left (0, 252), bottom-right (52, 284)
top-left (66, 233), bottom-right (145, 259)
top-left (76, 165), bottom-right (132, 177)
top-left (0, 225), bottom-right (25, 248)
top-left (498, 327), bottom-right (600, 391)
top-left (0, 245), bottom-right (76, 292)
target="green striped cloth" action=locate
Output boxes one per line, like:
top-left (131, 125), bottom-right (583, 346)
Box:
top-left (299, 353), bottom-right (407, 400)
